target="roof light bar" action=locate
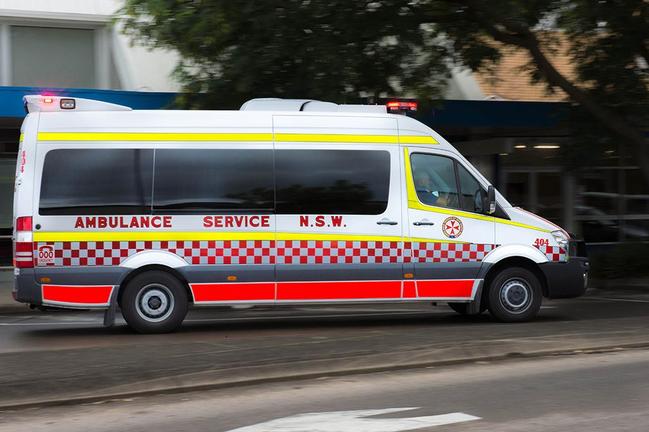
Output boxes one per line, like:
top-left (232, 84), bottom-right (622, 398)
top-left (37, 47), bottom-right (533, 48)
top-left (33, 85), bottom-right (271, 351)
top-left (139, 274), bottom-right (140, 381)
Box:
top-left (386, 100), bottom-right (418, 113)
top-left (23, 95), bottom-right (132, 113)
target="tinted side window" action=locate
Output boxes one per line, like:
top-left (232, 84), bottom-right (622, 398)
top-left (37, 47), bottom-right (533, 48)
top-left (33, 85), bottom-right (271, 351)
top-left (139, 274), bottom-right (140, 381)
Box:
top-left (40, 149), bottom-right (153, 215)
top-left (457, 164), bottom-right (486, 213)
top-left (410, 153), bottom-right (460, 209)
top-left (276, 150), bottom-right (390, 214)
top-left (153, 149), bottom-right (274, 213)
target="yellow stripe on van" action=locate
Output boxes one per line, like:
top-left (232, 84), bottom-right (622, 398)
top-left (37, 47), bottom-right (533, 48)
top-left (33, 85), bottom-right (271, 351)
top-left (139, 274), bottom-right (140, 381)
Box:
top-left (275, 133), bottom-right (399, 143)
top-left (19, 133), bottom-right (24, 142)
top-left (399, 135), bottom-right (437, 144)
top-left (33, 231), bottom-right (466, 244)
top-left (402, 147), bottom-right (551, 233)
top-left (37, 131), bottom-right (436, 145)
top-left (38, 132), bottom-right (274, 142)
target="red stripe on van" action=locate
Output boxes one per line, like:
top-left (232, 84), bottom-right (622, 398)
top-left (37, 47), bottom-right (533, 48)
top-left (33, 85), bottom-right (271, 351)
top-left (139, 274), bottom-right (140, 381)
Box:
top-left (191, 282), bottom-right (275, 302)
top-left (277, 280), bottom-right (402, 301)
top-left (416, 279), bottom-right (474, 298)
top-left (42, 284), bottom-right (113, 305)
top-left (403, 280), bottom-right (417, 298)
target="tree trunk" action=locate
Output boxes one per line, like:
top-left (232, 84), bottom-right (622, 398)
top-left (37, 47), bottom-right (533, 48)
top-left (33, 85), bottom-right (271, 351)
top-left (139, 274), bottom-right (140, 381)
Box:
top-left (485, 27), bottom-right (649, 186)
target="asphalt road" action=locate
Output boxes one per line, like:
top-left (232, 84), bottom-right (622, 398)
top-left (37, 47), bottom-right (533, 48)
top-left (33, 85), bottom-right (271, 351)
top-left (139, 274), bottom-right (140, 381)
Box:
top-left (2, 348), bottom-right (649, 431)
top-left (1, 285), bottom-right (649, 410)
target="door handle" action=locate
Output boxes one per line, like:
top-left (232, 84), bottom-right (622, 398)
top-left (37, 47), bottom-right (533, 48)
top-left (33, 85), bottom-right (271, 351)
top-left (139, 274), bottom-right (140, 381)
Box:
top-left (376, 218), bottom-right (398, 226)
top-left (413, 219), bottom-right (435, 226)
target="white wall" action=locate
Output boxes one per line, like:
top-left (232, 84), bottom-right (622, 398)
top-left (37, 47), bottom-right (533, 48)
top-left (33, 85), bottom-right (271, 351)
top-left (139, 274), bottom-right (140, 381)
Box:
top-left (0, 0), bottom-right (180, 92)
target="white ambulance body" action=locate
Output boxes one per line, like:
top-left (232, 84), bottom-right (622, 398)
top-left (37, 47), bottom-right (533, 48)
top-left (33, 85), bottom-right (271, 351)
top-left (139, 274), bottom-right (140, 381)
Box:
top-left (13, 95), bottom-right (588, 333)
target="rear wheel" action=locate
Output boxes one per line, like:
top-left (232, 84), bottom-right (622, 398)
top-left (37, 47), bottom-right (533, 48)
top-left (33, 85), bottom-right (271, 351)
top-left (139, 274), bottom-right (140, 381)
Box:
top-left (121, 271), bottom-right (188, 333)
top-left (487, 267), bottom-right (542, 322)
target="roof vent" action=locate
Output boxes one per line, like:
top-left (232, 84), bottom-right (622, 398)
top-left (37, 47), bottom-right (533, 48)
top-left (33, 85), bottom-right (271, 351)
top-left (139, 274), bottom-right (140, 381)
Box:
top-left (240, 98), bottom-right (386, 114)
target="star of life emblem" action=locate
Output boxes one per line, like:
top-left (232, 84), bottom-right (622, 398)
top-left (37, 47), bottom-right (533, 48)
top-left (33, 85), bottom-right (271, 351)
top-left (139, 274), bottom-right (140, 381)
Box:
top-left (442, 216), bottom-right (463, 239)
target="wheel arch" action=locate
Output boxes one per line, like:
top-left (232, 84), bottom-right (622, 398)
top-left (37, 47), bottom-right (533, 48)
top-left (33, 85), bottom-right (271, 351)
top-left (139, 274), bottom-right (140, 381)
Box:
top-left (482, 256), bottom-right (549, 298)
top-left (117, 264), bottom-right (193, 307)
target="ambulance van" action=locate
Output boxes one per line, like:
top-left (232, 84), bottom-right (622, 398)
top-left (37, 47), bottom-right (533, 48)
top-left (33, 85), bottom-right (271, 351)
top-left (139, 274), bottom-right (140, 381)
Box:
top-left (13, 96), bottom-right (589, 333)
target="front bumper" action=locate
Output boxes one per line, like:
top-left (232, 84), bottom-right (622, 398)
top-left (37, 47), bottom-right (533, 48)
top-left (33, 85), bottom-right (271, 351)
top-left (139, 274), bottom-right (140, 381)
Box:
top-left (540, 257), bottom-right (589, 299)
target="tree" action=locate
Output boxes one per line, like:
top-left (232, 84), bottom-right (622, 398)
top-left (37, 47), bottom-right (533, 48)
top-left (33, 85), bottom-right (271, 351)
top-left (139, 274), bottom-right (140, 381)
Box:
top-left (120, 1), bottom-right (648, 180)
top-left (119, 0), bottom-right (450, 108)
top-left (429, 0), bottom-right (649, 182)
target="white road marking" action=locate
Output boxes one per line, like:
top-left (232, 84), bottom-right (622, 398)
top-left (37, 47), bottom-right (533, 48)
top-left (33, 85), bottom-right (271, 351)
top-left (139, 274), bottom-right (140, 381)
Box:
top-left (224, 407), bottom-right (480, 432)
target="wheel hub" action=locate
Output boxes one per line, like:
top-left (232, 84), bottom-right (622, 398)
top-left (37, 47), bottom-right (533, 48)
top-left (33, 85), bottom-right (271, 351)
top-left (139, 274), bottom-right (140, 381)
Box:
top-left (500, 279), bottom-right (531, 313)
top-left (136, 284), bottom-right (174, 323)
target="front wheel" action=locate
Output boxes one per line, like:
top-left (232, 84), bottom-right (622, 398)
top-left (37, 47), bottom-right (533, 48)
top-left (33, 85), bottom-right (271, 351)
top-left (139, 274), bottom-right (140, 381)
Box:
top-left (487, 267), bottom-right (542, 322)
top-left (121, 271), bottom-right (188, 333)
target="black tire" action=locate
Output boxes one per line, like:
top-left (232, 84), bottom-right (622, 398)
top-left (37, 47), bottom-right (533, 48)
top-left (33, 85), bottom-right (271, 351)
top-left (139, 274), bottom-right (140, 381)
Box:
top-left (121, 270), bottom-right (188, 333)
top-left (487, 267), bottom-right (542, 322)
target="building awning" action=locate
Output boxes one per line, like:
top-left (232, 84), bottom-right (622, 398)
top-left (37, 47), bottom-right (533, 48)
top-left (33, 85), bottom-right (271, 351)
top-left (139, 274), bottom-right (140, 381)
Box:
top-left (0, 86), bottom-right (177, 118)
top-left (416, 100), bottom-right (571, 134)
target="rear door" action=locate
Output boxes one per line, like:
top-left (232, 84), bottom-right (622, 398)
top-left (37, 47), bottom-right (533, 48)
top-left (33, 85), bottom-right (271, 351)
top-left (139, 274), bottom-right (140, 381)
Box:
top-left (403, 147), bottom-right (496, 300)
top-left (273, 115), bottom-right (404, 302)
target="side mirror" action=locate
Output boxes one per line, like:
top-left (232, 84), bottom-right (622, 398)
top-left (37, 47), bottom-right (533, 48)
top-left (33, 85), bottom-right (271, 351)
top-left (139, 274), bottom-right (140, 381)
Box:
top-left (486, 185), bottom-right (496, 214)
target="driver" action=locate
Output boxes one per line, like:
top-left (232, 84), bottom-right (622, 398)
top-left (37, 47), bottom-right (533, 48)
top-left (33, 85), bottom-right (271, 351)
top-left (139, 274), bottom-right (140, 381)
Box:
top-left (414, 171), bottom-right (447, 206)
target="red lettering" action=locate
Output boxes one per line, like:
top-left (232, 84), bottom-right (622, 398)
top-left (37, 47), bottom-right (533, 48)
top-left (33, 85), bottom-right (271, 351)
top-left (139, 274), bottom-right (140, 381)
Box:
top-left (203, 216), bottom-right (213, 228)
top-left (151, 216), bottom-right (162, 228)
top-left (299, 216), bottom-right (309, 227)
top-left (163, 216), bottom-right (172, 228)
top-left (261, 215), bottom-right (270, 228)
top-left (74, 217), bottom-right (84, 228)
top-left (249, 216), bottom-right (260, 227)
top-left (330, 216), bottom-right (344, 227)
top-left (315, 215), bottom-right (325, 227)
top-left (86, 217), bottom-right (96, 228)
top-left (139, 216), bottom-right (150, 228)
top-left (98, 217), bottom-right (107, 229)
top-left (234, 216), bottom-right (244, 227)
top-left (225, 216), bottom-right (234, 228)
top-left (129, 217), bottom-right (139, 228)
top-left (214, 216), bottom-right (223, 227)
top-left (119, 217), bottom-right (129, 228)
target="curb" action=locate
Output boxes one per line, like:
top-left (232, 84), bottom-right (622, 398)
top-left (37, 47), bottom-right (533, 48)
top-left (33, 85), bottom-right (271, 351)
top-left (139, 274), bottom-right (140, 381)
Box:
top-left (2, 341), bottom-right (649, 412)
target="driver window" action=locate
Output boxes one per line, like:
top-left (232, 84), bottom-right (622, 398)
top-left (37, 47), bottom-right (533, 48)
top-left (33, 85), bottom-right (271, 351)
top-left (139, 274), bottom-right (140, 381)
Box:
top-left (411, 153), bottom-right (460, 209)
top-left (457, 164), bottom-right (486, 213)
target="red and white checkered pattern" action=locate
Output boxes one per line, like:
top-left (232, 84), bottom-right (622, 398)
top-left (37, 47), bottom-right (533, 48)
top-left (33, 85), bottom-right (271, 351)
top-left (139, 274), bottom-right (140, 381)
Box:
top-left (536, 245), bottom-right (567, 262)
top-left (35, 241), bottom-right (274, 267)
top-left (34, 239), bottom-right (500, 267)
top-left (275, 240), bottom-right (401, 265)
top-left (409, 242), bottom-right (496, 263)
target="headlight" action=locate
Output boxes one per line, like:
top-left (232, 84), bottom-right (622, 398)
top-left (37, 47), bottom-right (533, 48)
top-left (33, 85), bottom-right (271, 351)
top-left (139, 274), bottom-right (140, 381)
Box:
top-left (551, 230), bottom-right (569, 248)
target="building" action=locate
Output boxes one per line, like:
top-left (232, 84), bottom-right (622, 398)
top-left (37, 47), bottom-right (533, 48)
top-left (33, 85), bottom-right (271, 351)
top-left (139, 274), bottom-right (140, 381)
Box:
top-left (438, 41), bottom-right (649, 247)
top-left (0, 3), bottom-right (644, 266)
top-left (0, 0), bottom-right (179, 266)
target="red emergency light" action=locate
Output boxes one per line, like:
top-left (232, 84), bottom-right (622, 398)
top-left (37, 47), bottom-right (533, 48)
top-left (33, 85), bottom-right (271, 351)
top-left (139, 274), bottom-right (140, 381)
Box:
top-left (386, 100), bottom-right (418, 112)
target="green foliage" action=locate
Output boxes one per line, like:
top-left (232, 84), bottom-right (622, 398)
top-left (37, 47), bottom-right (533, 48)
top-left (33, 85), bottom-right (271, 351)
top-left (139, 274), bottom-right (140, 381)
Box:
top-left (119, 1), bottom-right (648, 173)
top-left (120, 0), bottom-right (451, 108)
